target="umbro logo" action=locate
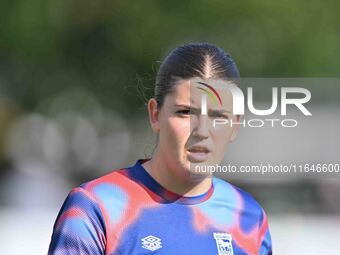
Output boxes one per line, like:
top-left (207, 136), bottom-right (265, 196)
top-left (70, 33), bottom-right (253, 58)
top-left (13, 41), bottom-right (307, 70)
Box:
top-left (141, 235), bottom-right (162, 251)
top-left (213, 232), bottom-right (234, 255)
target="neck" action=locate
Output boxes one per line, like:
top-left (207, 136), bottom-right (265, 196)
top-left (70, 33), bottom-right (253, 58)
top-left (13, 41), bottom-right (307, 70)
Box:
top-left (142, 149), bottom-right (212, 197)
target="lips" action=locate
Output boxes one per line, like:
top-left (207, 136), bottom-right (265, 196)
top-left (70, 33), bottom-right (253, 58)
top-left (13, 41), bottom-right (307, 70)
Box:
top-left (188, 145), bottom-right (211, 153)
top-left (187, 145), bottom-right (211, 163)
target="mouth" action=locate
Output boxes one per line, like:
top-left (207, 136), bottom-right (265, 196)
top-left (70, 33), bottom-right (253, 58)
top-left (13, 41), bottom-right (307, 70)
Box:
top-left (188, 145), bottom-right (210, 153)
top-left (187, 145), bottom-right (211, 162)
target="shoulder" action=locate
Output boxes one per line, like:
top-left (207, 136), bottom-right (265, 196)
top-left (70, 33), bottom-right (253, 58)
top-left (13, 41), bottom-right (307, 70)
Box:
top-left (212, 176), bottom-right (266, 219)
top-left (57, 168), bottom-right (129, 218)
top-left (75, 167), bottom-right (134, 207)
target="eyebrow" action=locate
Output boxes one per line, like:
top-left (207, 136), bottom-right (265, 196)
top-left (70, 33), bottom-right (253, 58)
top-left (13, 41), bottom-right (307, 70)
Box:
top-left (174, 104), bottom-right (231, 114)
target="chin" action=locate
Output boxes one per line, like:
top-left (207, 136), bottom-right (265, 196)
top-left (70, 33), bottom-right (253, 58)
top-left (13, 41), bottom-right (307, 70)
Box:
top-left (185, 158), bottom-right (212, 177)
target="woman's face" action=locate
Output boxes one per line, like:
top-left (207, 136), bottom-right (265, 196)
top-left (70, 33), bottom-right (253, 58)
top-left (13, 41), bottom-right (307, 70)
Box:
top-left (153, 77), bottom-right (240, 181)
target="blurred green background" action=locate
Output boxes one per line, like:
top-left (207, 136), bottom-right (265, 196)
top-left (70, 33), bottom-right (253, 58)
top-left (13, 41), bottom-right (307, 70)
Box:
top-left (1, 0), bottom-right (340, 114)
top-left (0, 1), bottom-right (340, 254)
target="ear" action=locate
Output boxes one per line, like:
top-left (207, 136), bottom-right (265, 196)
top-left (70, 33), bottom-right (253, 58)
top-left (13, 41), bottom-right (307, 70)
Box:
top-left (229, 115), bottom-right (242, 142)
top-left (147, 98), bottom-right (160, 133)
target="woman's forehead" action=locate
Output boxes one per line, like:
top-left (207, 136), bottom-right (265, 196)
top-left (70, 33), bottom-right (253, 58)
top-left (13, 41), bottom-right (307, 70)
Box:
top-left (170, 77), bottom-right (235, 108)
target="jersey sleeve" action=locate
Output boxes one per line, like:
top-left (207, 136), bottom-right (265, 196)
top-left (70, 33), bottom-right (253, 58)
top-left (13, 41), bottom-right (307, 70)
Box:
top-left (257, 208), bottom-right (273, 255)
top-left (48, 187), bottom-right (107, 255)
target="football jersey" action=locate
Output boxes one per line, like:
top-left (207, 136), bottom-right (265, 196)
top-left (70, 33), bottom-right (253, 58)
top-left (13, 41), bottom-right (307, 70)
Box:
top-left (48, 158), bottom-right (272, 255)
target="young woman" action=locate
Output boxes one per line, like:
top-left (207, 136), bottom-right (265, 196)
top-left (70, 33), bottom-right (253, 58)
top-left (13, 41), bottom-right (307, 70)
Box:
top-left (48, 42), bottom-right (272, 255)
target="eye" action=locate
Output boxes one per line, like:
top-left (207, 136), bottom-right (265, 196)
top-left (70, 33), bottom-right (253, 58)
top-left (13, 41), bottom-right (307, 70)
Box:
top-left (176, 109), bottom-right (191, 115)
top-left (176, 109), bottom-right (196, 116)
top-left (209, 112), bottom-right (229, 119)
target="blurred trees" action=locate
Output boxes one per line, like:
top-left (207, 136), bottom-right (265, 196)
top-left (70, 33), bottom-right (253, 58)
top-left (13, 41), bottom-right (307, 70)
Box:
top-left (0, 0), bottom-right (339, 114)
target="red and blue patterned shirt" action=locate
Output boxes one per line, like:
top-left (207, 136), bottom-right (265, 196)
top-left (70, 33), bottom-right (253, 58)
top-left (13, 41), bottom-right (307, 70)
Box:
top-left (48, 158), bottom-right (272, 255)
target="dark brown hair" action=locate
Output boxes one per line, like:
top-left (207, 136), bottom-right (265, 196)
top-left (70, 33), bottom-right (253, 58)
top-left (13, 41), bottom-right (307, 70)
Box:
top-left (154, 42), bottom-right (240, 109)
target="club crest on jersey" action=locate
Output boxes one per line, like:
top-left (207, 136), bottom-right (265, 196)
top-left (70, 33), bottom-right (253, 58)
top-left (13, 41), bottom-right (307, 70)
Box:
top-left (141, 235), bottom-right (162, 251)
top-left (213, 232), bottom-right (234, 255)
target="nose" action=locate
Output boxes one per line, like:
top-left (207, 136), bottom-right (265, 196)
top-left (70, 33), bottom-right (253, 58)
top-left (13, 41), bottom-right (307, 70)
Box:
top-left (192, 114), bottom-right (209, 139)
